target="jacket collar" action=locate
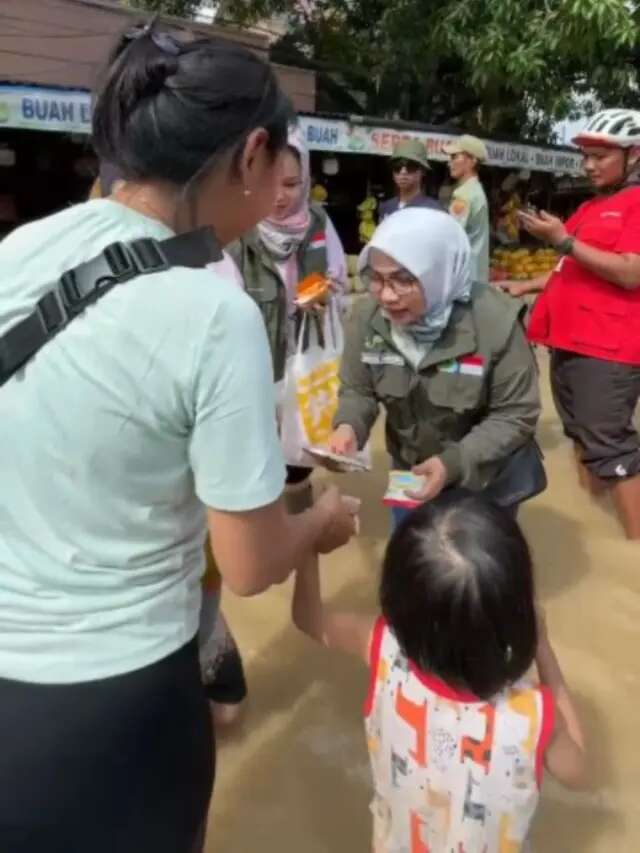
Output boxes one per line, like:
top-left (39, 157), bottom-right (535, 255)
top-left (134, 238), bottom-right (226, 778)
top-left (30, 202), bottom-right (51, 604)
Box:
top-left (369, 302), bottom-right (478, 368)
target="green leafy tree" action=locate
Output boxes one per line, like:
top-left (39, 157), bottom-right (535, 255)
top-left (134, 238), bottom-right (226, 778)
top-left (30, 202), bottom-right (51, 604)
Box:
top-left (217, 0), bottom-right (640, 140)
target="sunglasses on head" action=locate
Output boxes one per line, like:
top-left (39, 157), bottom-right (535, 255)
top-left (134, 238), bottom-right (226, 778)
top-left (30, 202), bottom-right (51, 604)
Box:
top-left (391, 159), bottom-right (421, 174)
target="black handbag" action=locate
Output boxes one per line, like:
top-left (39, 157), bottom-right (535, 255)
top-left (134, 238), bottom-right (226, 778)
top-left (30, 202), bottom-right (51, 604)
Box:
top-left (482, 439), bottom-right (548, 509)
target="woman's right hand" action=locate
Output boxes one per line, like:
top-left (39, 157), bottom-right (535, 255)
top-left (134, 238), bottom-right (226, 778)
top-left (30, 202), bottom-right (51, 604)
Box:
top-left (314, 486), bottom-right (360, 554)
top-left (493, 279), bottom-right (527, 297)
top-left (329, 424), bottom-right (358, 456)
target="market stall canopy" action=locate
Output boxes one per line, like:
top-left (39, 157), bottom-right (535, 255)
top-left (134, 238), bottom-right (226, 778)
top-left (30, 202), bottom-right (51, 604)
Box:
top-left (0, 0), bottom-right (315, 112)
top-left (298, 114), bottom-right (584, 177)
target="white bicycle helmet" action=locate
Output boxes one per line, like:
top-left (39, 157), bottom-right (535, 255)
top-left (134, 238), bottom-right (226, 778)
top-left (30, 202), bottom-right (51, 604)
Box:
top-left (573, 109), bottom-right (640, 148)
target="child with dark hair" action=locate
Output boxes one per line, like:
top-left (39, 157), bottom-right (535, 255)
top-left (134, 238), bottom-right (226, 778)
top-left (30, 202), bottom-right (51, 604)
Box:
top-left (293, 490), bottom-right (587, 852)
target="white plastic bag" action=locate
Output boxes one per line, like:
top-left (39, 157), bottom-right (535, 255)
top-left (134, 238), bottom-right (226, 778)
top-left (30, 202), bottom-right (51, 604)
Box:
top-left (281, 299), bottom-right (344, 467)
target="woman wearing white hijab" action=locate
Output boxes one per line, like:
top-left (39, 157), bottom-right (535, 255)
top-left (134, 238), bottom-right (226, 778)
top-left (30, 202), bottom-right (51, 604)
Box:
top-left (329, 208), bottom-right (542, 522)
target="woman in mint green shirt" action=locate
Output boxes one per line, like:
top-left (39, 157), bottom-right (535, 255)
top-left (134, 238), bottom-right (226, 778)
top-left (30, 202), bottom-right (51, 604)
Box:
top-left (0, 22), bottom-right (355, 853)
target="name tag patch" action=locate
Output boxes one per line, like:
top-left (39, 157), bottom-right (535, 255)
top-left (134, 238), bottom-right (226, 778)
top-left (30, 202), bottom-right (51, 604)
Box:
top-left (361, 351), bottom-right (404, 366)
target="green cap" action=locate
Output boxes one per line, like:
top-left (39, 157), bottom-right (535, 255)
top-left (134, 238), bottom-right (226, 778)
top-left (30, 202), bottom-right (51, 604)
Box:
top-left (390, 139), bottom-right (431, 171)
top-left (443, 134), bottom-right (488, 162)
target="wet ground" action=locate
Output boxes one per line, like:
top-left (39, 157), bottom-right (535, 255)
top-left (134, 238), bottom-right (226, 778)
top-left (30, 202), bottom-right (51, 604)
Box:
top-left (206, 350), bottom-right (640, 852)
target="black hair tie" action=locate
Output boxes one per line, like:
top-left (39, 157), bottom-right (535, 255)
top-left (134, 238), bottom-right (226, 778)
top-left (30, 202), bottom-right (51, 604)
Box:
top-left (151, 32), bottom-right (182, 56)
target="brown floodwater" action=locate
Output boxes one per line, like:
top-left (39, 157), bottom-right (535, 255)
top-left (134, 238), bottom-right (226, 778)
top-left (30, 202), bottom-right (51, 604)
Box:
top-left (207, 350), bottom-right (640, 852)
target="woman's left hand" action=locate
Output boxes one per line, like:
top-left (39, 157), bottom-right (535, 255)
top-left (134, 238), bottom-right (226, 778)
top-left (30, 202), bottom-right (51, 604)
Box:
top-left (518, 210), bottom-right (567, 246)
top-left (299, 300), bottom-right (325, 314)
top-left (406, 456), bottom-right (447, 502)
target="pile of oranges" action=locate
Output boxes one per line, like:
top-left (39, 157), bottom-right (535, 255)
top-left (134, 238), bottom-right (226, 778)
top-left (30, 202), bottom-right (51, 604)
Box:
top-left (490, 248), bottom-right (559, 282)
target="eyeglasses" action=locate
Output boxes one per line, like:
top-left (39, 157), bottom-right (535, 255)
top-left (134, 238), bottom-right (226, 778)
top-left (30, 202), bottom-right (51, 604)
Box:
top-left (361, 268), bottom-right (419, 296)
top-left (391, 159), bottom-right (421, 174)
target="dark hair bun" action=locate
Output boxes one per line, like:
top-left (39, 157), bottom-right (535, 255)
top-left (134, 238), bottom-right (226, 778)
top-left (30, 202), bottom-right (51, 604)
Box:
top-left (114, 29), bottom-right (179, 110)
top-left (92, 21), bottom-right (293, 188)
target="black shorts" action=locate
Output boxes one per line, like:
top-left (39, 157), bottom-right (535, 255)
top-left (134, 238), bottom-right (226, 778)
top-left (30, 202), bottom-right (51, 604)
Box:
top-left (0, 637), bottom-right (214, 853)
top-left (551, 350), bottom-right (640, 479)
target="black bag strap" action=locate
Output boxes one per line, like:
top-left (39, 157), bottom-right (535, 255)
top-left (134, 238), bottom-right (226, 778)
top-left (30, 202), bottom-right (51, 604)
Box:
top-left (0, 227), bottom-right (222, 388)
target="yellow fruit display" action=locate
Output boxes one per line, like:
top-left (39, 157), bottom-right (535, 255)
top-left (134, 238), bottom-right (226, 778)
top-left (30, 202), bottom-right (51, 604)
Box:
top-left (490, 246), bottom-right (559, 281)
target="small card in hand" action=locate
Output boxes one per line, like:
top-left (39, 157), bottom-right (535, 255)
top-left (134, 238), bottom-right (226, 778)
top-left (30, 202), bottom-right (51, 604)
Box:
top-left (382, 470), bottom-right (425, 508)
top-left (304, 446), bottom-right (371, 473)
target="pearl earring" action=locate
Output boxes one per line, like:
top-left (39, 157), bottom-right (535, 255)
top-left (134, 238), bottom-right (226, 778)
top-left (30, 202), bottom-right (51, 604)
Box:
top-left (243, 188), bottom-right (252, 197)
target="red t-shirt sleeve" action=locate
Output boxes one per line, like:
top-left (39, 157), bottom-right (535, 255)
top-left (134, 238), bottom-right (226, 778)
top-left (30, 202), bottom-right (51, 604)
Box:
top-left (616, 200), bottom-right (640, 254)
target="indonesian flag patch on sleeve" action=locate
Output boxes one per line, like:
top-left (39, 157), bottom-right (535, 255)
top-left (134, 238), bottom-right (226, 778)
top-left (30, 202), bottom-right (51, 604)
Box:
top-left (310, 231), bottom-right (327, 250)
top-left (459, 354), bottom-right (485, 376)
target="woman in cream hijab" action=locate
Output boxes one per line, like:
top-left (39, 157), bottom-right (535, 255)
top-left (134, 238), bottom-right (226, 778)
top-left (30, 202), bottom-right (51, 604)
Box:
top-left (330, 208), bottom-right (542, 523)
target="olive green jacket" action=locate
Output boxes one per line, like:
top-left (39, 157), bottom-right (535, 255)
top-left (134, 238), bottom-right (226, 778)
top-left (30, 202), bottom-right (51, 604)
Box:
top-left (227, 205), bottom-right (328, 382)
top-left (334, 284), bottom-right (541, 489)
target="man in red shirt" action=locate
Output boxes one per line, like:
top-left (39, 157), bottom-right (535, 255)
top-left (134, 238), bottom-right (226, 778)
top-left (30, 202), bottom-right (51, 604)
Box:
top-left (518, 109), bottom-right (640, 538)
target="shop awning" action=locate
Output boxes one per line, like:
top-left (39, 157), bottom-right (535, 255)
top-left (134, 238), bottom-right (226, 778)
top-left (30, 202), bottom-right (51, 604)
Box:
top-left (298, 114), bottom-right (584, 177)
top-left (0, 85), bottom-right (583, 177)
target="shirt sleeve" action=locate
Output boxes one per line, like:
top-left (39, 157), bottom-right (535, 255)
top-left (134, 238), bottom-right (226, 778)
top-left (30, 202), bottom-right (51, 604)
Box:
top-left (379, 199), bottom-right (391, 222)
top-left (439, 321), bottom-right (540, 486)
top-left (333, 302), bottom-right (379, 447)
top-left (616, 201), bottom-right (640, 254)
top-left (449, 189), bottom-right (471, 229)
top-left (325, 214), bottom-right (348, 315)
top-left (325, 215), bottom-right (348, 293)
top-left (207, 251), bottom-right (245, 290)
top-left (189, 287), bottom-right (286, 512)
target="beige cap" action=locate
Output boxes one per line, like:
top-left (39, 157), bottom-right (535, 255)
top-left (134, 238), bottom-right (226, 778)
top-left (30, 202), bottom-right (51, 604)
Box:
top-left (443, 134), bottom-right (488, 162)
top-left (390, 138), bottom-right (431, 171)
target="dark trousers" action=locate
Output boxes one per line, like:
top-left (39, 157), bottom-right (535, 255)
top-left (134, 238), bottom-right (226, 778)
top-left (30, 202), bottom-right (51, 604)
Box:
top-left (550, 350), bottom-right (640, 480)
top-left (0, 638), bottom-right (214, 853)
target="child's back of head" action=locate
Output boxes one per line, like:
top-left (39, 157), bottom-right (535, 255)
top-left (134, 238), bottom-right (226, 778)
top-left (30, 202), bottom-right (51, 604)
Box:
top-left (380, 489), bottom-right (538, 700)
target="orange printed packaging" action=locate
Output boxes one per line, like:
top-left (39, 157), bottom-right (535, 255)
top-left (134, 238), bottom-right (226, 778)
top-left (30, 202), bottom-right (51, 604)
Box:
top-left (296, 272), bottom-right (330, 307)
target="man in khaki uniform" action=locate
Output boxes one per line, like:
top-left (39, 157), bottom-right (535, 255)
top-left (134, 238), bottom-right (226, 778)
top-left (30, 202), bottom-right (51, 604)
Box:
top-left (444, 135), bottom-right (490, 283)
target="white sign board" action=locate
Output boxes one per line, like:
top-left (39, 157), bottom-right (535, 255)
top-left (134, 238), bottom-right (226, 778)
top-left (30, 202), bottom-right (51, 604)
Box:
top-left (0, 85), bottom-right (92, 135)
top-left (299, 115), bottom-right (584, 176)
